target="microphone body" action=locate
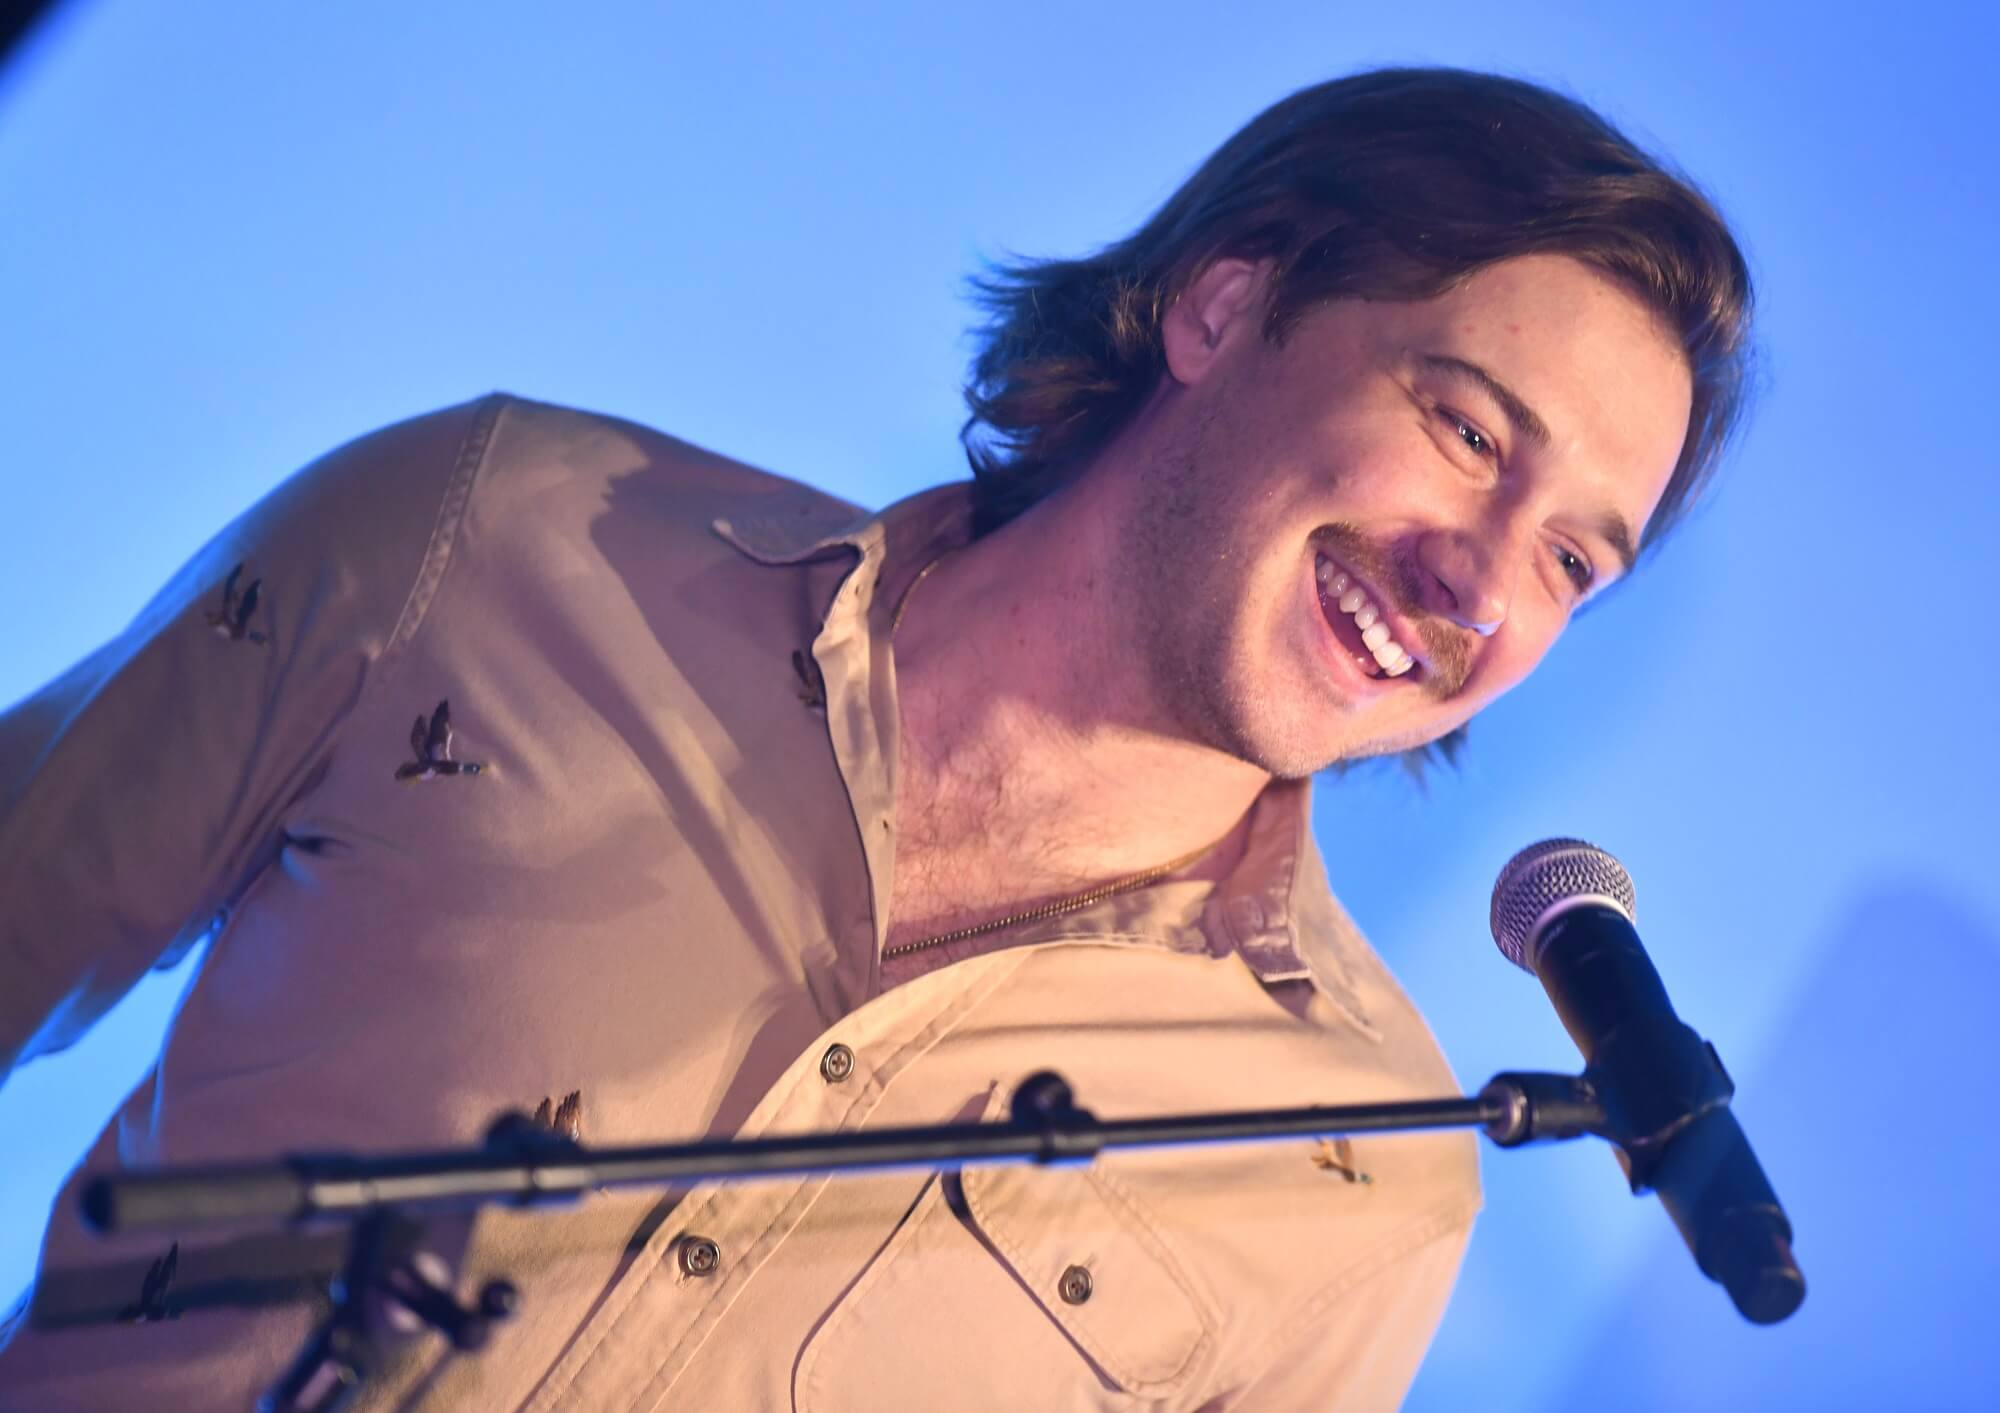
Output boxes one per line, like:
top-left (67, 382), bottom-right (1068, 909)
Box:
top-left (1493, 841), bottom-right (1805, 1325)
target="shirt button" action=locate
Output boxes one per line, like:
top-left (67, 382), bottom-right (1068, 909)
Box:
top-left (1058, 1264), bottom-right (1093, 1305)
top-left (678, 1235), bottom-right (721, 1278)
top-left (819, 1043), bottom-right (855, 1083)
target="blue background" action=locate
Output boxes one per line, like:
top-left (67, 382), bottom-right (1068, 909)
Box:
top-left (3, 2), bottom-right (1995, 1408)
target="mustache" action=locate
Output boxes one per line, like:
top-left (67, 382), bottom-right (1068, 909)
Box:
top-left (1310, 524), bottom-right (1472, 698)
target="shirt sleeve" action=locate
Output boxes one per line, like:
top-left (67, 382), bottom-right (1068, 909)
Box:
top-left (1206, 1215), bottom-right (1475, 1413)
top-left (0, 394), bottom-right (502, 1082)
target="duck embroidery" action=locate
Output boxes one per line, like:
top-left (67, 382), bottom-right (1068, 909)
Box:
top-left (118, 1242), bottom-right (181, 1323)
top-left (532, 1091), bottom-right (584, 1142)
top-left (1310, 1136), bottom-right (1372, 1185)
top-left (395, 700), bottom-right (485, 782)
top-left (204, 563), bottom-right (267, 644)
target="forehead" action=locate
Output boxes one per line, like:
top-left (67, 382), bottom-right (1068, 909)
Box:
top-left (1417, 255), bottom-right (1675, 362)
top-left (1370, 254), bottom-right (1695, 529)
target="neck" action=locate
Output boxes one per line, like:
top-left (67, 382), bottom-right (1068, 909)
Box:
top-left (891, 470), bottom-right (1269, 886)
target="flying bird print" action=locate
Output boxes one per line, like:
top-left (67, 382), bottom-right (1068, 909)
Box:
top-left (118, 1241), bottom-right (181, 1323)
top-left (1310, 1136), bottom-right (1372, 1184)
top-left (532, 1091), bottom-right (585, 1142)
top-left (204, 562), bottom-right (267, 644)
top-left (395, 699), bottom-right (486, 782)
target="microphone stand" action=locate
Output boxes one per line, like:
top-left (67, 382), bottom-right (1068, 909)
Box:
top-left (66, 1070), bottom-right (1602, 1412)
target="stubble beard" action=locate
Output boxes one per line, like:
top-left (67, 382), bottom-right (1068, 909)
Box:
top-left (1114, 423), bottom-right (1344, 782)
top-left (1114, 416), bottom-right (1475, 780)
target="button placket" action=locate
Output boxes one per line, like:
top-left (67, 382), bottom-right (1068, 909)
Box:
top-left (525, 957), bottom-right (1034, 1413)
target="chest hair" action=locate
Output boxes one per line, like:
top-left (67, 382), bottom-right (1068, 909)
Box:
top-left (884, 751), bottom-right (1085, 951)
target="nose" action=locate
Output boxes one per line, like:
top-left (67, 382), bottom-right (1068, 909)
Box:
top-left (1416, 520), bottom-right (1524, 638)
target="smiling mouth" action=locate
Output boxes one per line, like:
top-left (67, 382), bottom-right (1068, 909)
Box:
top-left (1315, 553), bottom-right (1419, 681)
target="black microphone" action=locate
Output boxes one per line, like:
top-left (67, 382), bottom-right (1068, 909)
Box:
top-left (1490, 839), bottom-right (1805, 1324)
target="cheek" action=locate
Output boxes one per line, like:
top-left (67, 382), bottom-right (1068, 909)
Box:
top-left (1331, 419), bottom-right (1456, 511)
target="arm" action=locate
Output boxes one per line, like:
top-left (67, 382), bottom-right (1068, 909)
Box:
top-left (0, 395), bottom-right (502, 1082)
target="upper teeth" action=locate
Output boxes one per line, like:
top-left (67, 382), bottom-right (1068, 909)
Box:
top-left (1317, 555), bottom-right (1415, 677)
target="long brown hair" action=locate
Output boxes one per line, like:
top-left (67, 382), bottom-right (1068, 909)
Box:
top-left (959, 66), bottom-right (1755, 771)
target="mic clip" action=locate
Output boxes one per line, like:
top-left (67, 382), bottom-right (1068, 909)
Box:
top-left (1479, 1071), bottom-right (1606, 1147)
top-left (1586, 1021), bottom-right (1738, 1194)
top-left (1478, 1033), bottom-right (1738, 1196)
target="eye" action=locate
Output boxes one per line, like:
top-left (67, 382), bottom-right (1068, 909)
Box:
top-left (1553, 542), bottom-right (1595, 594)
top-left (1436, 405), bottom-right (1498, 462)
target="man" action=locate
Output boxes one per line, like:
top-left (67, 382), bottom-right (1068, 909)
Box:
top-left (0, 66), bottom-right (1750, 1410)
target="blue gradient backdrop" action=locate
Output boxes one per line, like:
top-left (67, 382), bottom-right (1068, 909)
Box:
top-left (2, 3), bottom-right (1994, 1408)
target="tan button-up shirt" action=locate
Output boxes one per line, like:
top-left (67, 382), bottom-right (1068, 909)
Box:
top-left (0, 394), bottom-right (1480, 1410)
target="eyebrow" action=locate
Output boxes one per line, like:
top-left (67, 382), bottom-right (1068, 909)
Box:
top-left (1590, 510), bottom-right (1639, 580)
top-left (1417, 352), bottom-right (1554, 453)
top-left (1417, 351), bottom-right (1639, 578)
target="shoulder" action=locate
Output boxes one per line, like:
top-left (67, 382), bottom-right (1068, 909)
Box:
top-left (1289, 836), bottom-right (1471, 1103)
top-left (1280, 835), bottom-right (1485, 1217)
top-left (472, 393), bottom-right (867, 545)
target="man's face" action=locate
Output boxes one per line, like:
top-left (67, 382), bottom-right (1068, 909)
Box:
top-left (1117, 253), bottom-right (1694, 776)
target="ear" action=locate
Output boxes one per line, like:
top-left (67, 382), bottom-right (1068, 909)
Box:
top-left (1161, 257), bottom-right (1268, 386)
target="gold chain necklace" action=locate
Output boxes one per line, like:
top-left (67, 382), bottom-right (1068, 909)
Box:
top-left (883, 553), bottom-right (1220, 961)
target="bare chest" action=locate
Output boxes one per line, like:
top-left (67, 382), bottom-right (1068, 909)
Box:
top-left (882, 841), bottom-right (1026, 957)
top-left (879, 749), bottom-right (984, 945)
top-left (880, 778), bottom-right (1251, 958)
top-left (881, 768), bottom-right (1063, 956)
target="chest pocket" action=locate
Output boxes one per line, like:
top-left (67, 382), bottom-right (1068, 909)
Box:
top-left (794, 1153), bottom-right (1220, 1412)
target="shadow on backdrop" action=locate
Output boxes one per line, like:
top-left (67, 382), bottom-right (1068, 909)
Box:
top-left (1550, 880), bottom-right (2000, 1411)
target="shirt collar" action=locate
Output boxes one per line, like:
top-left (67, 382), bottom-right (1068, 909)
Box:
top-left (710, 481), bottom-right (1372, 1025)
top-left (708, 481), bottom-right (967, 573)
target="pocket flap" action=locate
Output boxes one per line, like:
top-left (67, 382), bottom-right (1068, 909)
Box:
top-left (960, 1161), bottom-right (1217, 1395)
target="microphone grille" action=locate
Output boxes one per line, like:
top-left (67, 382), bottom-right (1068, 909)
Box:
top-left (1490, 838), bottom-right (1637, 974)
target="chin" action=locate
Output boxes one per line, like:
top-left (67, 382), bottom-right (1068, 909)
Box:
top-left (1260, 690), bottom-right (1461, 774)
top-left (1219, 701), bottom-right (1363, 781)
